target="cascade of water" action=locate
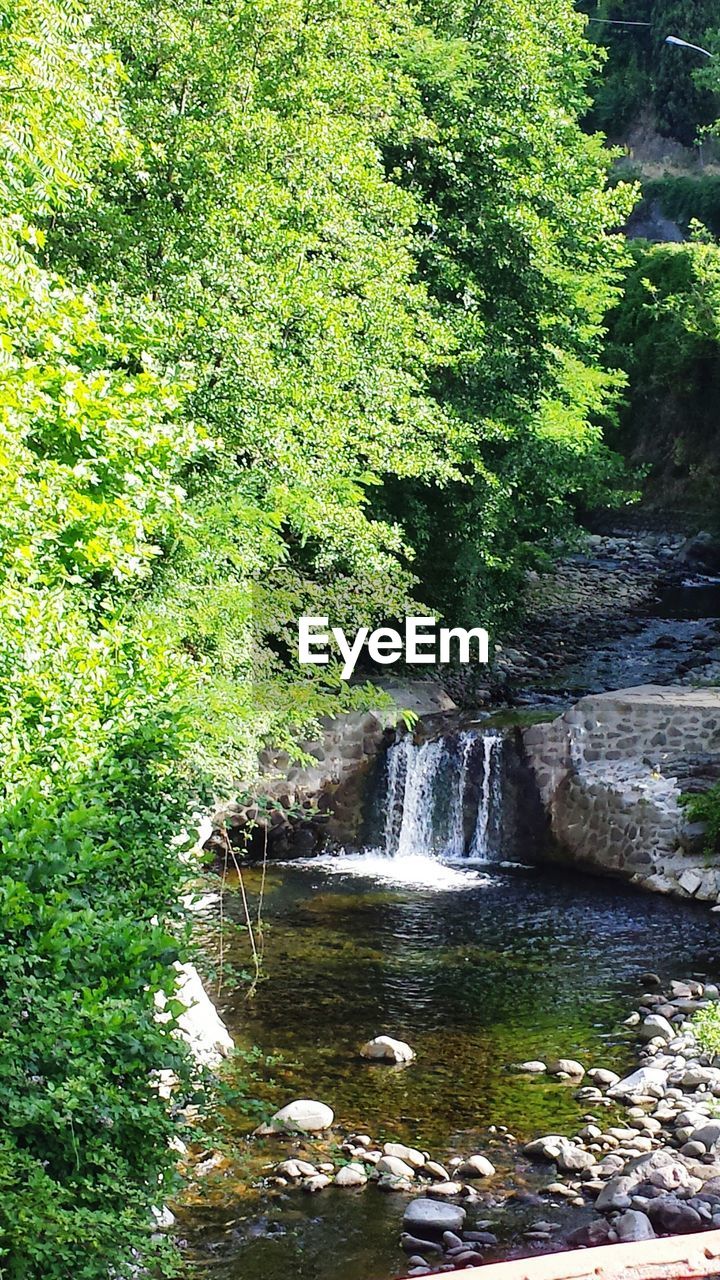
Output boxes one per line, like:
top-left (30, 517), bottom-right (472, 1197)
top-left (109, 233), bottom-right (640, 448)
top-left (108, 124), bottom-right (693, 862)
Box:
top-left (383, 730), bottom-right (502, 861)
top-left (469, 733), bottom-right (503, 861)
top-left (383, 734), bottom-right (409, 855)
top-left (394, 738), bottom-right (446, 859)
top-left (445, 732), bottom-right (475, 858)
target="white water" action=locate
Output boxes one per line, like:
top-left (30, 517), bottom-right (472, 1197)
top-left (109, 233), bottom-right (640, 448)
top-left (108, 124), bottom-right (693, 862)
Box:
top-left (306, 850), bottom-right (490, 889)
top-left (469, 733), bottom-right (503, 859)
top-left (299, 729), bottom-right (504, 888)
top-left (383, 730), bottom-right (503, 863)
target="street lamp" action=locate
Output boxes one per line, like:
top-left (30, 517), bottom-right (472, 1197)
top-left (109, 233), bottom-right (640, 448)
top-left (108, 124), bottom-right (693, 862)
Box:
top-left (664, 35), bottom-right (714, 58)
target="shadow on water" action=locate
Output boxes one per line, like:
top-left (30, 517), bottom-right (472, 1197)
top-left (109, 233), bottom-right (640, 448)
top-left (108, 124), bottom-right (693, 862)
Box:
top-left (181, 861), bottom-right (720, 1280)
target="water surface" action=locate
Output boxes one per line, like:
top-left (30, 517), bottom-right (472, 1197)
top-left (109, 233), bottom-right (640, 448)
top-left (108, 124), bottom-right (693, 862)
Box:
top-left (181, 860), bottom-right (720, 1279)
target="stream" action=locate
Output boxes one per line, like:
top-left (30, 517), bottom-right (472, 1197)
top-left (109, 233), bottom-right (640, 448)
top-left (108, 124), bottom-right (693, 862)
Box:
top-left (180, 555), bottom-right (720, 1279)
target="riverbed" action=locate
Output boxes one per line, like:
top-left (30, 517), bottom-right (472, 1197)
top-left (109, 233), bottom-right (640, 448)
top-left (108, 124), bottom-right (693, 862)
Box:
top-left (180, 859), bottom-right (720, 1279)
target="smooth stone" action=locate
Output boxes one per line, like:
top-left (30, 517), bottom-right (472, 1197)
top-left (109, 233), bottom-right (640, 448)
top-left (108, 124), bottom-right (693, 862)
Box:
top-left (691, 1121), bottom-right (720, 1150)
top-left (426, 1161), bottom-right (450, 1181)
top-left (556, 1145), bottom-right (596, 1173)
top-left (427, 1182), bottom-right (464, 1197)
top-left (334, 1163), bottom-right (367, 1187)
top-left (255, 1099), bottom-right (334, 1134)
top-left (639, 1015), bottom-right (675, 1044)
top-left (274, 1159), bottom-right (307, 1180)
top-left (303, 1174), bottom-right (331, 1192)
top-left (587, 1068), bottom-right (620, 1088)
top-left (383, 1142), bottom-right (425, 1169)
top-left (616, 1209), bottom-right (656, 1242)
top-left (457, 1155), bottom-right (495, 1178)
top-left (681, 1142), bottom-right (707, 1159)
top-left (608, 1068), bottom-right (668, 1100)
top-left (376, 1156), bottom-right (415, 1179)
top-left (547, 1058), bottom-right (585, 1078)
top-left (647, 1198), bottom-right (703, 1234)
top-left (595, 1175), bottom-right (637, 1211)
top-left (401, 1234), bottom-right (443, 1255)
top-left (360, 1035), bottom-right (415, 1064)
top-left (524, 1135), bottom-right (571, 1162)
top-left (511, 1060), bottom-right (547, 1073)
top-left (566, 1219), bottom-right (612, 1247)
top-left (403, 1199), bottom-right (466, 1236)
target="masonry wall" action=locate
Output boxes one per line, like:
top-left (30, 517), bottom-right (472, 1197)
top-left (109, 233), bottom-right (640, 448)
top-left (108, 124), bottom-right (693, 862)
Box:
top-left (522, 686), bottom-right (720, 904)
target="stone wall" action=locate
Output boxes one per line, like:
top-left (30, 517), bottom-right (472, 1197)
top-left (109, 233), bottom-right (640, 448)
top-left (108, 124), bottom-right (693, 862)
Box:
top-left (523, 686), bottom-right (720, 904)
top-left (213, 680), bottom-right (457, 859)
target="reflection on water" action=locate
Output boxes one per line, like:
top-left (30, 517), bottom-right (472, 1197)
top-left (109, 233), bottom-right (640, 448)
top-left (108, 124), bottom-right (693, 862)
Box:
top-left (182, 863), bottom-right (720, 1279)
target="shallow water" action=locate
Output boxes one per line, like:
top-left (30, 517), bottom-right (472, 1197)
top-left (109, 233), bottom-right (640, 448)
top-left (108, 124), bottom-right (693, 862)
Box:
top-left (181, 860), bottom-right (720, 1279)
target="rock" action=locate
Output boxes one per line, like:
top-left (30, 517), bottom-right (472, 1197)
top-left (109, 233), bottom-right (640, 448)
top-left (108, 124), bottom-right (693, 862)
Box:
top-left (646, 1198), bottom-right (703, 1234)
top-left (597, 1155), bottom-right (627, 1178)
top-left (348, 1133), bottom-right (373, 1148)
top-left (547, 1058), bottom-right (585, 1078)
top-left (401, 1234), bottom-right (443, 1256)
top-left (556, 1145), bottom-right (597, 1173)
top-left (425, 1161), bottom-right (450, 1181)
top-left (566, 1220), bottom-right (613, 1247)
top-left (608, 1068), bottom-right (668, 1100)
top-left (649, 1164), bottom-right (692, 1192)
top-left (254, 1099), bottom-right (334, 1135)
top-left (524, 1135), bottom-right (571, 1162)
top-left (595, 1175), bottom-right (637, 1211)
top-left (275, 1159), bottom-right (312, 1180)
top-left (166, 962), bottom-right (235, 1070)
top-left (383, 1142), bottom-right (425, 1169)
top-left (457, 1155), bottom-right (495, 1178)
top-left (681, 1142), bottom-right (707, 1159)
top-left (679, 531), bottom-right (720, 574)
top-left (378, 1175), bottom-right (414, 1192)
top-left (638, 1015), bottom-right (675, 1043)
top-left (303, 1174), bottom-right (331, 1193)
top-left (616, 1210), bottom-right (656, 1242)
top-left (335, 1163), bottom-right (367, 1187)
top-left (511, 1061), bottom-right (547, 1073)
top-left (403, 1199), bottom-right (466, 1236)
top-left (443, 1232), bottom-right (464, 1250)
top-left (360, 1035), bottom-right (415, 1064)
top-left (151, 1204), bottom-right (176, 1229)
top-left (427, 1182), bottom-right (464, 1197)
top-left (463, 1231), bottom-right (498, 1245)
top-left (376, 1155), bottom-right (415, 1179)
top-left (691, 1121), bottom-right (720, 1150)
top-left (676, 1066), bottom-right (720, 1089)
top-left (587, 1068), bottom-right (620, 1088)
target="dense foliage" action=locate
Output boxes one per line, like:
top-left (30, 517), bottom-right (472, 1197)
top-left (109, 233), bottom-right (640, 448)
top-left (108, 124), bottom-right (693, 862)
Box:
top-left (0, 0), bottom-right (632, 1276)
top-left (603, 238), bottom-right (720, 510)
top-left (0, 4), bottom-right (203, 1276)
top-left (582, 0), bottom-right (720, 144)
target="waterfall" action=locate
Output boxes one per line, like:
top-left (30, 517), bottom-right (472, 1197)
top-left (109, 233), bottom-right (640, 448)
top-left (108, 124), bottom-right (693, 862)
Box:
top-left (470, 733), bottom-right (503, 860)
top-left (383, 730), bottom-right (503, 862)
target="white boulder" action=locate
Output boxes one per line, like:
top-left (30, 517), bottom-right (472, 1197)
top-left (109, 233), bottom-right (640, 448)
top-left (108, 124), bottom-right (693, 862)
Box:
top-left (254, 1099), bottom-right (334, 1135)
top-left (360, 1036), bottom-right (415, 1064)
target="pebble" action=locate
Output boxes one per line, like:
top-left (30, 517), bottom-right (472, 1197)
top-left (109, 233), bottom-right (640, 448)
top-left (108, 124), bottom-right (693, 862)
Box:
top-left (457, 1155), bottom-right (495, 1178)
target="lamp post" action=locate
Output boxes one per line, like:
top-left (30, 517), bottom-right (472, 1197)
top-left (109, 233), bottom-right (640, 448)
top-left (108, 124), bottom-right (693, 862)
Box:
top-left (664, 35), bottom-right (714, 58)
